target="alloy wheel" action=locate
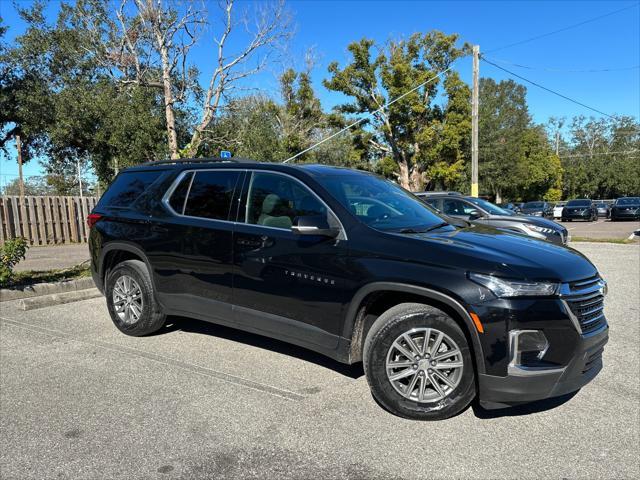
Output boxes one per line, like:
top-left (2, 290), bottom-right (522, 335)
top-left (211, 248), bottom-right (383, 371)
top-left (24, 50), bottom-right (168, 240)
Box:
top-left (385, 327), bottom-right (464, 403)
top-left (112, 275), bottom-right (143, 324)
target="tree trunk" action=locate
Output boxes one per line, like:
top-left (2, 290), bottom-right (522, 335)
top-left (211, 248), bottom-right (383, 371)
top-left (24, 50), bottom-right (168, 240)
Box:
top-left (495, 189), bottom-right (502, 204)
top-left (153, 15), bottom-right (180, 160)
top-left (397, 157), bottom-right (410, 189)
top-left (160, 51), bottom-right (179, 159)
top-left (409, 166), bottom-right (424, 192)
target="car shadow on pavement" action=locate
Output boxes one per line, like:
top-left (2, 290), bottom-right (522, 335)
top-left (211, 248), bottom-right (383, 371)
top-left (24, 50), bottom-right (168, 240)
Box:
top-left (158, 316), bottom-right (365, 380)
top-left (471, 390), bottom-right (579, 419)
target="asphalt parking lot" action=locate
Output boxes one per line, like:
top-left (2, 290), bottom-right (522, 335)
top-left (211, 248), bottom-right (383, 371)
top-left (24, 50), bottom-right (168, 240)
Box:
top-left (561, 217), bottom-right (640, 241)
top-left (1, 243), bottom-right (639, 479)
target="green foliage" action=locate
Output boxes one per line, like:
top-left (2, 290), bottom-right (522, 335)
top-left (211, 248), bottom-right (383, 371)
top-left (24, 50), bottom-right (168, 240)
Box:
top-left (323, 32), bottom-right (470, 190)
top-left (1, 176), bottom-right (57, 195)
top-left (558, 116), bottom-right (639, 199)
top-left (200, 69), bottom-right (365, 167)
top-left (1, 1), bottom-right (175, 185)
top-left (0, 237), bottom-right (29, 286)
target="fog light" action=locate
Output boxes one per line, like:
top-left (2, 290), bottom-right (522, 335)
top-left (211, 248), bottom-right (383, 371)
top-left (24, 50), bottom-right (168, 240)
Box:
top-left (509, 330), bottom-right (549, 366)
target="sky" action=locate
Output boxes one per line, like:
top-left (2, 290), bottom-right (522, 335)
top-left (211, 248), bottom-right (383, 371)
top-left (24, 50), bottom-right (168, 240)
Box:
top-left (1, 0), bottom-right (639, 185)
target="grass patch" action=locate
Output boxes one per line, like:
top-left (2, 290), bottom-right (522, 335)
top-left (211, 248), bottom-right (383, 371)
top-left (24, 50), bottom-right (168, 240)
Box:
top-left (7, 262), bottom-right (91, 288)
top-left (570, 236), bottom-right (637, 244)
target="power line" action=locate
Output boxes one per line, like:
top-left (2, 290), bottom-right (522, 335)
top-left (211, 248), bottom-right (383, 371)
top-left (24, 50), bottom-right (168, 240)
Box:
top-left (283, 64), bottom-right (457, 163)
top-left (481, 56), bottom-right (640, 74)
top-left (484, 3), bottom-right (640, 54)
top-left (480, 56), bottom-right (616, 119)
top-left (559, 149), bottom-right (639, 158)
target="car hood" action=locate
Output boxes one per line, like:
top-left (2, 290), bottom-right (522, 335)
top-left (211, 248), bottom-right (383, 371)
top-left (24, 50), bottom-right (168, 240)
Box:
top-left (487, 215), bottom-right (565, 231)
top-left (402, 225), bottom-right (595, 282)
top-left (613, 204), bottom-right (640, 208)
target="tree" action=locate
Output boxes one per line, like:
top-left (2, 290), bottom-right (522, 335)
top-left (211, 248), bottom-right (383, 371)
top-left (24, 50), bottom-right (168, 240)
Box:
top-left (1, 177), bottom-right (51, 196)
top-left (516, 126), bottom-right (562, 201)
top-left (74, 0), bottom-right (292, 158)
top-left (2, 2), bottom-right (177, 186)
top-left (0, 9), bottom-right (53, 162)
top-left (200, 68), bottom-right (364, 166)
top-left (560, 115), bottom-right (639, 198)
top-left (199, 94), bottom-right (286, 161)
top-left (478, 78), bottom-right (530, 202)
top-left (323, 32), bottom-right (469, 191)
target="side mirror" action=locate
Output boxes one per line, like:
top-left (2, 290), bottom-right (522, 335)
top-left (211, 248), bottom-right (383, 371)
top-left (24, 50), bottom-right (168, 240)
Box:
top-left (468, 209), bottom-right (483, 220)
top-left (291, 215), bottom-right (340, 238)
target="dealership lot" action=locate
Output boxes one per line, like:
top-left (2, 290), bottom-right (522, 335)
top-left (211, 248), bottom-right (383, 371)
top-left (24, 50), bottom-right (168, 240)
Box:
top-left (1, 243), bottom-right (638, 479)
top-left (563, 217), bottom-right (640, 240)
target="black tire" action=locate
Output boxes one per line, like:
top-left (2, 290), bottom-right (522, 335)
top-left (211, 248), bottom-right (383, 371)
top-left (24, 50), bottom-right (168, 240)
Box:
top-left (105, 259), bottom-right (166, 336)
top-left (363, 303), bottom-right (476, 420)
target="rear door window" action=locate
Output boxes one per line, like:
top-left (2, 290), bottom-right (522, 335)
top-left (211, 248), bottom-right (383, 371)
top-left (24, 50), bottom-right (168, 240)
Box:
top-left (183, 170), bottom-right (241, 220)
top-left (98, 170), bottom-right (163, 208)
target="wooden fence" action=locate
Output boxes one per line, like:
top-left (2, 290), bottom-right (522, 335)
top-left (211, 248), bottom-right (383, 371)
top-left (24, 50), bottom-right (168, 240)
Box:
top-left (0, 196), bottom-right (98, 246)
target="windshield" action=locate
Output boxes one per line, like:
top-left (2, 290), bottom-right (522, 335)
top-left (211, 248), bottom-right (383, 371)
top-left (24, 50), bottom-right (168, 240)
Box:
top-left (318, 173), bottom-right (449, 231)
top-left (567, 199), bottom-right (591, 207)
top-left (523, 202), bottom-right (544, 209)
top-left (466, 197), bottom-right (513, 216)
top-left (616, 197), bottom-right (640, 205)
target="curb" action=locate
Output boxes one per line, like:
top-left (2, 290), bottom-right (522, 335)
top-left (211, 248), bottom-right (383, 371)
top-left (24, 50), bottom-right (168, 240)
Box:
top-left (18, 288), bottom-right (102, 311)
top-left (0, 277), bottom-right (95, 302)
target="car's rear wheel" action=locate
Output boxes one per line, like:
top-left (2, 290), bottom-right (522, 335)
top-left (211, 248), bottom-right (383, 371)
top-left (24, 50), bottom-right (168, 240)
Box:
top-left (105, 260), bottom-right (166, 336)
top-left (363, 303), bottom-right (475, 420)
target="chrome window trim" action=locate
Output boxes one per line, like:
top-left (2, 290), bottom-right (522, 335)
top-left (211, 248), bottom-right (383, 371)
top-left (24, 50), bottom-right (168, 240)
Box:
top-left (161, 168), bottom-right (347, 240)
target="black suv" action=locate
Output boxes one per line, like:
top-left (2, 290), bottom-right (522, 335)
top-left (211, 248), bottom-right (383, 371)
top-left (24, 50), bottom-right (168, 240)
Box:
top-left (610, 197), bottom-right (640, 221)
top-left (89, 159), bottom-right (608, 420)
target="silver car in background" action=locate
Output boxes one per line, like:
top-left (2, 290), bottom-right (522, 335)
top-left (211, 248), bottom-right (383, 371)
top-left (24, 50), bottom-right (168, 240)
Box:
top-left (416, 192), bottom-right (569, 245)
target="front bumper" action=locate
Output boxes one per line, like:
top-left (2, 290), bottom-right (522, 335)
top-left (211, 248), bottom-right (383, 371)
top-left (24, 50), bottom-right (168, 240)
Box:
top-left (478, 324), bottom-right (608, 408)
top-left (611, 209), bottom-right (640, 220)
top-left (562, 210), bottom-right (592, 220)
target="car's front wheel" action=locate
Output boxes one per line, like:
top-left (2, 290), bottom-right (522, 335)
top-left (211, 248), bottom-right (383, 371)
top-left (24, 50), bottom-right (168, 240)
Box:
top-left (105, 260), bottom-right (166, 336)
top-left (363, 303), bottom-right (476, 420)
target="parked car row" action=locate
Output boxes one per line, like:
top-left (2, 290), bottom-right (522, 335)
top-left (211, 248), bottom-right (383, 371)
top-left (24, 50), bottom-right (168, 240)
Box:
top-left (498, 197), bottom-right (639, 222)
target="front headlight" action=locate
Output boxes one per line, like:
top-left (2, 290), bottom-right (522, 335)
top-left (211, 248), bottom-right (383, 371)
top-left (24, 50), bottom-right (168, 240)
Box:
top-left (469, 273), bottom-right (559, 297)
top-left (524, 224), bottom-right (555, 234)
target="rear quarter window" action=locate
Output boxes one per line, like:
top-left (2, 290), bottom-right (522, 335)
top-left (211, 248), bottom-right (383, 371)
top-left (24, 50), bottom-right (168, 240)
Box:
top-left (98, 170), bottom-right (163, 208)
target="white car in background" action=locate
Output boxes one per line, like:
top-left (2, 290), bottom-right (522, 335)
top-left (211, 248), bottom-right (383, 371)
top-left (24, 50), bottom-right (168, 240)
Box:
top-left (553, 202), bottom-right (566, 219)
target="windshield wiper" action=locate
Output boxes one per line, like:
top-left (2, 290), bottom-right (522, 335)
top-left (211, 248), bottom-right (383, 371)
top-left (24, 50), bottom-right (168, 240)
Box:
top-left (395, 221), bottom-right (451, 234)
top-left (423, 221), bottom-right (450, 232)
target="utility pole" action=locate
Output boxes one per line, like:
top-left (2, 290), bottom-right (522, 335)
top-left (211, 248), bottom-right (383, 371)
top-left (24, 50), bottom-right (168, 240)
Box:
top-left (77, 158), bottom-right (83, 199)
top-left (555, 131), bottom-right (560, 156)
top-left (471, 45), bottom-right (479, 198)
top-left (16, 134), bottom-right (25, 199)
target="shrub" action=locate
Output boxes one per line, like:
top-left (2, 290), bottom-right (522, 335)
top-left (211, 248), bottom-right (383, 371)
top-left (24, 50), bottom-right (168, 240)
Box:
top-left (0, 238), bottom-right (29, 287)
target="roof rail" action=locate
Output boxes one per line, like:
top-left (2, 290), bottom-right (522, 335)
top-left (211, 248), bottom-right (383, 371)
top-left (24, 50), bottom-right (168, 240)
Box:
top-left (140, 157), bottom-right (256, 166)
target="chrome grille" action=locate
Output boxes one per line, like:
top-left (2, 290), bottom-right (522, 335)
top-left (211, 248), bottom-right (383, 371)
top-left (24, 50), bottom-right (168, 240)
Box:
top-left (562, 275), bottom-right (607, 335)
top-left (569, 275), bottom-right (600, 292)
